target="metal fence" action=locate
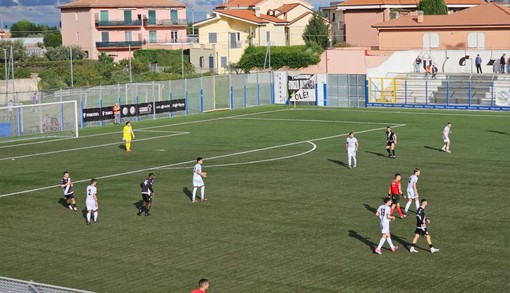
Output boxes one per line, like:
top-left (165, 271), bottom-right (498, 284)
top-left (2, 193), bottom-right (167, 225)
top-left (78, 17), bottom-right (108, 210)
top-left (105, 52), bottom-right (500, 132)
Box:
top-left (0, 276), bottom-right (95, 293)
top-left (326, 74), bottom-right (367, 108)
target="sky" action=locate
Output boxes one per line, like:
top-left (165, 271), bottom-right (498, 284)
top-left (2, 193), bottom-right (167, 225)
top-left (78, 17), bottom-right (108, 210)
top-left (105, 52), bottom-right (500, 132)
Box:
top-left (0, 0), bottom-right (334, 29)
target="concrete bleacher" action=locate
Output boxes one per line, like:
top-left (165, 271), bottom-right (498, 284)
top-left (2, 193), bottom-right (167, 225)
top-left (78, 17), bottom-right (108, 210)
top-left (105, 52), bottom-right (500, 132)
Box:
top-left (384, 73), bottom-right (510, 106)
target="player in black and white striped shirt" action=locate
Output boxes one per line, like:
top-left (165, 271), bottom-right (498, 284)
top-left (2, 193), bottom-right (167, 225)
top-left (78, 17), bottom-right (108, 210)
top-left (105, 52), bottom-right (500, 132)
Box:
top-left (60, 171), bottom-right (77, 211)
top-left (138, 173), bottom-right (155, 216)
top-left (409, 199), bottom-right (439, 253)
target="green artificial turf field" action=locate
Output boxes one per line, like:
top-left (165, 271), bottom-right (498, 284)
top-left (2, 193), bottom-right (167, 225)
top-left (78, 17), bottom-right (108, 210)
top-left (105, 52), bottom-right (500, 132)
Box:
top-left (0, 106), bottom-right (509, 292)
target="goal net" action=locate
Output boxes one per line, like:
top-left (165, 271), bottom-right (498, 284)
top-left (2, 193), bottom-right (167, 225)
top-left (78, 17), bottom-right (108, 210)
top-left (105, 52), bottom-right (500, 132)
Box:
top-left (0, 100), bottom-right (79, 141)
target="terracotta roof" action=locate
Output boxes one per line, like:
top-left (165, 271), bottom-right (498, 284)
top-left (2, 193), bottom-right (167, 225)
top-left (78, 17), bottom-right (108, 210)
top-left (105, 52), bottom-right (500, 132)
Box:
top-left (339, 0), bottom-right (484, 6)
top-left (373, 3), bottom-right (510, 28)
top-left (60, 0), bottom-right (185, 9)
top-left (213, 9), bottom-right (289, 24)
top-left (216, 0), bottom-right (265, 9)
top-left (276, 3), bottom-right (300, 13)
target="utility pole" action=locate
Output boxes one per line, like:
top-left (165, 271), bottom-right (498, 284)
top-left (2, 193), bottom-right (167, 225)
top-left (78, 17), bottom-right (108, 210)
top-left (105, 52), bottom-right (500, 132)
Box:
top-left (181, 41), bottom-right (184, 79)
top-left (10, 45), bottom-right (15, 96)
top-left (3, 48), bottom-right (7, 103)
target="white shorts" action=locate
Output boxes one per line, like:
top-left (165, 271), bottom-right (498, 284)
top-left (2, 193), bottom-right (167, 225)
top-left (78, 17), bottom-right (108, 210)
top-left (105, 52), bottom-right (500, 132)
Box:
top-left (380, 222), bottom-right (390, 234)
top-left (407, 190), bottom-right (418, 199)
top-left (86, 201), bottom-right (98, 211)
top-left (347, 149), bottom-right (356, 157)
top-left (193, 177), bottom-right (204, 187)
top-left (443, 137), bottom-right (450, 143)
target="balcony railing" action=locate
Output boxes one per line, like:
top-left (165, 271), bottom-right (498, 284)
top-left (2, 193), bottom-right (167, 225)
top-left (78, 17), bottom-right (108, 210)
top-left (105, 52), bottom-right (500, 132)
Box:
top-left (229, 41), bottom-right (242, 49)
top-left (143, 19), bottom-right (187, 26)
top-left (96, 41), bottom-right (143, 48)
top-left (95, 20), bottom-right (142, 27)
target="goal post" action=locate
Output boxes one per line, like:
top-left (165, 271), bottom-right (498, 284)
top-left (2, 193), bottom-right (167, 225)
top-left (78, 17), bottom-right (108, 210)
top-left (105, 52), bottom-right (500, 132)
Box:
top-left (0, 100), bottom-right (79, 141)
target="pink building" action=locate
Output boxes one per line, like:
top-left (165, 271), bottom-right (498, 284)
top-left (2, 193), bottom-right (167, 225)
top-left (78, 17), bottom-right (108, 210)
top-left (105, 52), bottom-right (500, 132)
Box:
top-left (60, 0), bottom-right (187, 61)
top-left (322, 0), bottom-right (484, 48)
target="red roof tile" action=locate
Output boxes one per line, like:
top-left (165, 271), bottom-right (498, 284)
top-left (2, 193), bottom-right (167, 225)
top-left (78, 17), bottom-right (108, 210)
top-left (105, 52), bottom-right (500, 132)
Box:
top-left (215, 9), bottom-right (289, 24)
top-left (373, 3), bottom-right (510, 28)
top-left (216, 0), bottom-right (265, 9)
top-left (339, 0), bottom-right (484, 6)
top-left (60, 0), bottom-right (185, 9)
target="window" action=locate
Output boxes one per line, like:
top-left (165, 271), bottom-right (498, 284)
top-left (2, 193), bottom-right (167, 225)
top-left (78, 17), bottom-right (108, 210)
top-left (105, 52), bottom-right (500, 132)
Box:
top-left (468, 32), bottom-right (485, 49)
top-left (332, 13), bottom-right (336, 22)
top-left (199, 56), bottom-right (204, 68)
top-left (148, 10), bottom-right (156, 25)
top-left (125, 31), bottom-right (132, 42)
top-left (221, 56), bottom-right (227, 68)
top-left (100, 10), bottom-right (108, 21)
top-left (149, 31), bottom-right (157, 43)
top-left (423, 33), bottom-right (439, 49)
top-left (171, 31), bottom-right (178, 43)
top-left (171, 10), bottom-right (178, 21)
top-left (209, 32), bottom-right (217, 44)
top-left (124, 10), bottom-right (132, 22)
top-left (229, 32), bottom-right (241, 48)
top-left (101, 31), bottom-right (109, 42)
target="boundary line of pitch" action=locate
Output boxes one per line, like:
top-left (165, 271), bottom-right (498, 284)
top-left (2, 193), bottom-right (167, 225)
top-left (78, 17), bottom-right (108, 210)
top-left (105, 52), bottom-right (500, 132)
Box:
top-left (0, 123), bottom-right (405, 198)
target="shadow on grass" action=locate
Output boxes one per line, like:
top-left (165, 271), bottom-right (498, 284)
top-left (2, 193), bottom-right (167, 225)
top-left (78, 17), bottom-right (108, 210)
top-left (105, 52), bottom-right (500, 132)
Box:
top-left (365, 151), bottom-right (387, 157)
top-left (392, 233), bottom-right (413, 251)
top-left (118, 144), bottom-right (126, 150)
top-left (348, 230), bottom-right (377, 249)
top-left (133, 199), bottom-right (144, 211)
top-left (182, 187), bottom-right (192, 201)
top-left (487, 130), bottom-right (509, 135)
top-left (58, 198), bottom-right (69, 209)
top-left (327, 159), bottom-right (349, 169)
top-left (363, 204), bottom-right (377, 214)
top-left (424, 146), bottom-right (443, 152)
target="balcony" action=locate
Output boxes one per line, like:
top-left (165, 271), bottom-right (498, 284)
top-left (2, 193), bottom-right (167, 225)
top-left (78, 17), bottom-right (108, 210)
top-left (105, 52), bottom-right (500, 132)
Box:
top-left (143, 19), bottom-right (187, 28)
top-left (95, 20), bottom-right (142, 29)
top-left (96, 41), bottom-right (142, 49)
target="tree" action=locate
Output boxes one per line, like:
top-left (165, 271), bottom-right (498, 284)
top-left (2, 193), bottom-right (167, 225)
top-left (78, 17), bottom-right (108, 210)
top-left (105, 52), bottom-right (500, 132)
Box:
top-left (11, 20), bottom-right (38, 37)
top-left (44, 46), bottom-right (86, 61)
top-left (43, 32), bottom-right (62, 48)
top-left (417, 0), bottom-right (448, 15)
top-left (0, 39), bottom-right (27, 62)
top-left (302, 13), bottom-right (330, 50)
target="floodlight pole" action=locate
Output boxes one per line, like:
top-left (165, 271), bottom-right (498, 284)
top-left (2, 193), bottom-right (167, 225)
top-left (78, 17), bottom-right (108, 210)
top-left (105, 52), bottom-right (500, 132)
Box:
top-left (10, 45), bottom-right (15, 95)
top-left (3, 48), bottom-right (7, 103)
top-left (129, 44), bottom-right (132, 83)
top-left (70, 47), bottom-right (74, 88)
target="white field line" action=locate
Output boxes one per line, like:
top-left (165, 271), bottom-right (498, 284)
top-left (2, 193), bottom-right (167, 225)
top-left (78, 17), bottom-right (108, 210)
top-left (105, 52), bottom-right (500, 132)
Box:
top-left (136, 129), bottom-right (183, 133)
top-left (231, 117), bottom-right (394, 125)
top-left (293, 107), bottom-right (510, 118)
top-left (0, 108), bottom-right (290, 149)
top-left (0, 123), bottom-right (405, 198)
top-left (0, 132), bottom-right (189, 161)
top-left (157, 141), bottom-right (317, 170)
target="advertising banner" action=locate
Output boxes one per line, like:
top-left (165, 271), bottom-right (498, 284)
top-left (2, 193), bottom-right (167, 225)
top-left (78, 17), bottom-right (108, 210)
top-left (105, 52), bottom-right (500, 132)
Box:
top-left (82, 107), bottom-right (102, 122)
top-left (82, 99), bottom-right (186, 122)
top-left (288, 74), bottom-right (316, 102)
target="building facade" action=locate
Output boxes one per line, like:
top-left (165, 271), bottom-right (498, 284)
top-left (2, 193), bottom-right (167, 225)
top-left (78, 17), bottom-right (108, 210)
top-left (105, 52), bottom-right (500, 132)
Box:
top-left (60, 0), bottom-right (187, 61)
top-left (321, 0), bottom-right (484, 48)
top-left (190, 0), bottom-right (316, 74)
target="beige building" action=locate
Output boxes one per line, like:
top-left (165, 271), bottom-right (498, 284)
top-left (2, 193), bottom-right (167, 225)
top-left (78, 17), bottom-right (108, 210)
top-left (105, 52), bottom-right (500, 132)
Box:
top-left (191, 0), bottom-right (316, 74)
top-left (372, 3), bottom-right (510, 51)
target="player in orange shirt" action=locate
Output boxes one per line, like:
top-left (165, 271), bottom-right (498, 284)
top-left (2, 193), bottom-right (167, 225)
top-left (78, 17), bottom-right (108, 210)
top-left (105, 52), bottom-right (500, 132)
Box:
top-left (191, 279), bottom-right (209, 293)
top-left (388, 173), bottom-right (405, 219)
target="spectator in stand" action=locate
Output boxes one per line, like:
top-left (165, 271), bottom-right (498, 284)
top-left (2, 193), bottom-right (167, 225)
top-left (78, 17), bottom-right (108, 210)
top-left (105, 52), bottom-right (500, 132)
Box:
top-left (113, 103), bottom-right (121, 125)
top-left (425, 65), bottom-right (431, 78)
top-left (431, 64), bottom-right (438, 79)
top-left (500, 54), bottom-right (506, 73)
top-left (415, 56), bottom-right (422, 73)
top-left (475, 54), bottom-right (482, 74)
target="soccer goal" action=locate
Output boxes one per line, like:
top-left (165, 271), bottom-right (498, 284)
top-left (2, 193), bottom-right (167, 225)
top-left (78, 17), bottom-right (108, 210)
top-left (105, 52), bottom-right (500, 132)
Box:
top-left (0, 100), bottom-right (79, 141)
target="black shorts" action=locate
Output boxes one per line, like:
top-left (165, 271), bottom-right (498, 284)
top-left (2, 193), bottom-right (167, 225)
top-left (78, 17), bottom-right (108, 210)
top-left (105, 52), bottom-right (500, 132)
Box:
top-left (142, 194), bottom-right (152, 202)
top-left (391, 194), bottom-right (400, 204)
top-left (64, 193), bottom-right (75, 199)
top-left (386, 141), bottom-right (395, 147)
top-left (415, 227), bottom-right (429, 236)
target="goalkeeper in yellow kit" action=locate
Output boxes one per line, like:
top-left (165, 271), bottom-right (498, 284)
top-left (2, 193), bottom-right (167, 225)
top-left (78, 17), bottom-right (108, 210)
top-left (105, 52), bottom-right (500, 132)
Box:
top-left (123, 121), bottom-right (135, 152)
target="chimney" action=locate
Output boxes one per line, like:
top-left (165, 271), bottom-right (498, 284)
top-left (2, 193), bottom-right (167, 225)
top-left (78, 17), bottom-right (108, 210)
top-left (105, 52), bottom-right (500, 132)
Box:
top-left (417, 10), bottom-right (424, 23)
top-left (255, 7), bottom-right (260, 17)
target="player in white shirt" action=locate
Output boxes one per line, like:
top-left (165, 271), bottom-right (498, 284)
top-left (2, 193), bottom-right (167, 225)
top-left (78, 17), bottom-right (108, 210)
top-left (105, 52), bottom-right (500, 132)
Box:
top-left (374, 198), bottom-right (397, 254)
top-left (192, 157), bottom-right (207, 203)
top-left (441, 122), bottom-right (452, 153)
top-left (85, 178), bottom-right (99, 225)
top-left (405, 168), bottom-right (421, 215)
top-left (345, 132), bottom-right (358, 169)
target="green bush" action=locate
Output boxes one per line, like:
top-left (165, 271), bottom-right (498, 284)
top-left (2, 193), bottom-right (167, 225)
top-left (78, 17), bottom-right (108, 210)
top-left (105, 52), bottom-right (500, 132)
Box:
top-left (134, 49), bottom-right (189, 67)
top-left (238, 45), bottom-right (322, 73)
